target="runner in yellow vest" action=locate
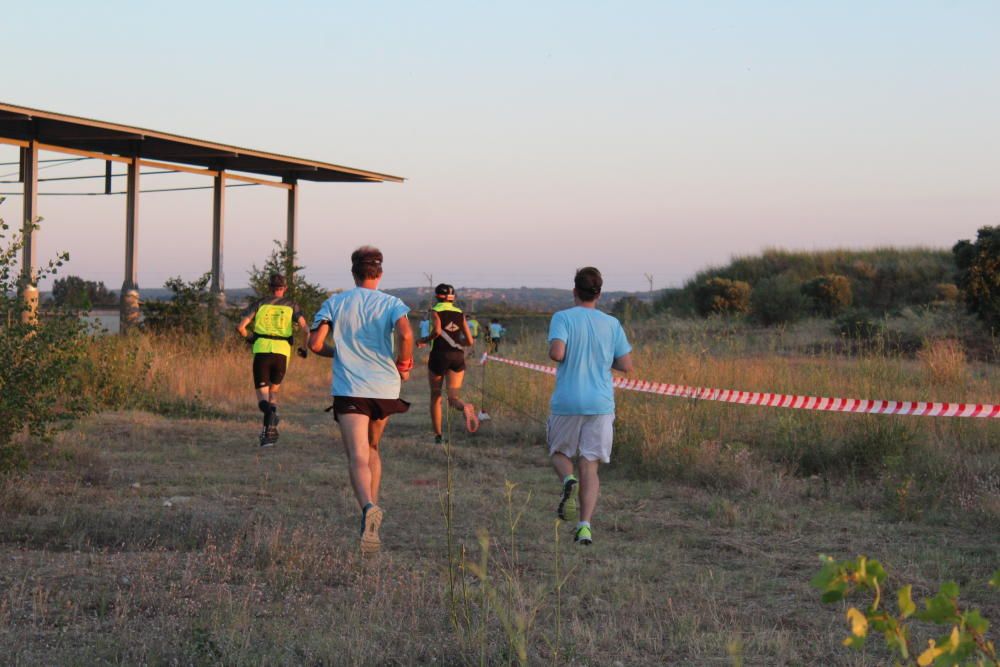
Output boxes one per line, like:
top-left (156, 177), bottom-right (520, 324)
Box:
top-left (416, 284), bottom-right (480, 442)
top-left (236, 274), bottom-right (309, 447)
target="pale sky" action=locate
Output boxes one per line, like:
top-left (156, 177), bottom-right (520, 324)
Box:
top-left (1, 1), bottom-right (998, 292)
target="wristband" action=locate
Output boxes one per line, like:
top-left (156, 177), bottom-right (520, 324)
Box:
top-left (395, 358), bottom-right (414, 373)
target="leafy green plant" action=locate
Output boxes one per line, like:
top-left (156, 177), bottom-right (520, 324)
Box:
top-left (694, 277), bottom-right (751, 317)
top-left (247, 241), bottom-right (330, 319)
top-left (141, 273), bottom-right (215, 334)
top-left (749, 275), bottom-right (807, 326)
top-left (802, 274), bottom-right (853, 316)
top-left (813, 555), bottom-right (999, 665)
top-left (0, 200), bottom-right (92, 472)
top-left (954, 226), bottom-right (1000, 331)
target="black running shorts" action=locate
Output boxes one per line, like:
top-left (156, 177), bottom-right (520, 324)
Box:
top-left (253, 353), bottom-right (288, 388)
top-left (428, 349), bottom-right (466, 376)
top-left (332, 396), bottom-right (411, 426)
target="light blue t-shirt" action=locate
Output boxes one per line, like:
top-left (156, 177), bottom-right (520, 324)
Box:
top-left (311, 287), bottom-right (410, 399)
top-left (489, 323), bottom-right (504, 338)
top-left (548, 306), bottom-right (632, 415)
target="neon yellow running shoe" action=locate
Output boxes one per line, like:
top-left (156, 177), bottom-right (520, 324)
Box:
top-left (574, 525), bottom-right (593, 546)
top-left (557, 476), bottom-right (578, 522)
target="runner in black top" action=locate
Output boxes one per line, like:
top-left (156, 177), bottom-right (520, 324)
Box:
top-left (416, 283), bottom-right (480, 442)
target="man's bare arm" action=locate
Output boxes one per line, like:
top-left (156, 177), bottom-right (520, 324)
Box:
top-left (395, 316), bottom-right (414, 381)
top-left (612, 352), bottom-right (633, 374)
top-left (308, 323), bottom-right (336, 357)
top-left (235, 313), bottom-right (254, 338)
top-left (549, 339), bottom-right (566, 362)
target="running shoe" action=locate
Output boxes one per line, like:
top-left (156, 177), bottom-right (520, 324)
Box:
top-left (463, 404), bottom-right (480, 433)
top-left (260, 426), bottom-right (279, 448)
top-left (574, 525), bottom-right (593, 546)
top-left (360, 504), bottom-right (384, 555)
top-left (434, 434), bottom-right (443, 445)
top-left (557, 475), bottom-right (579, 522)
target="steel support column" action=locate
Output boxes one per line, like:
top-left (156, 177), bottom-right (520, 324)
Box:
top-left (20, 140), bottom-right (39, 324)
top-left (285, 178), bottom-right (298, 273)
top-left (120, 156), bottom-right (140, 331)
top-left (211, 172), bottom-right (225, 294)
top-left (210, 172), bottom-right (227, 336)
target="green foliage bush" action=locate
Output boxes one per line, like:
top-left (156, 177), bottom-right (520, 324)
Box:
top-left (611, 295), bottom-right (653, 323)
top-left (247, 241), bottom-right (330, 319)
top-left (802, 274), bottom-right (853, 316)
top-left (813, 555), bottom-right (999, 665)
top-left (50, 275), bottom-right (117, 310)
top-left (694, 277), bottom-right (751, 317)
top-left (749, 276), bottom-right (807, 326)
top-left (141, 273), bottom-right (216, 335)
top-left (656, 248), bottom-right (954, 317)
top-left (954, 226), bottom-right (1000, 331)
top-left (0, 202), bottom-right (92, 473)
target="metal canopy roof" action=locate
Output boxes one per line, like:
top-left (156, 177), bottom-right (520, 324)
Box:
top-left (0, 101), bottom-right (404, 184)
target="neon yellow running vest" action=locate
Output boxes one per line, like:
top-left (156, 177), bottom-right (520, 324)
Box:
top-left (252, 300), bottom-right (296, 358)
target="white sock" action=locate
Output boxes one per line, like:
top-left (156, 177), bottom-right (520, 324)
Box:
top-left (577, 521), bottom-right (590, 529)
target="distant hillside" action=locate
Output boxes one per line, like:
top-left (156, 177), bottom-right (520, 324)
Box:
top-left (657, 247), bottom-right (956, 315)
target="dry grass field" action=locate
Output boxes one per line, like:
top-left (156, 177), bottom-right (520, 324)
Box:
top-left (1, 332), bottom-right (998, 665)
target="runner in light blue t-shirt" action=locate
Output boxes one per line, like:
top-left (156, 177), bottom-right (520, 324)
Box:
top-left (308, 246), bottom-right (414, 556)
top-left (546, 267), bottom-right (632, 547)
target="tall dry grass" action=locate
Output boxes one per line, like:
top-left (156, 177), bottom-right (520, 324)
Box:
top-left (90, 334), bottom-right (331, 415)
top-left (484, 321), bottom-right (1000, 520)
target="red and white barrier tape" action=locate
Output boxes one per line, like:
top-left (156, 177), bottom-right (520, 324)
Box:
top-left (482, 354), bottom-right (1000, 419)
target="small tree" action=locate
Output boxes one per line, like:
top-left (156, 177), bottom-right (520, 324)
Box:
top-left (954, 226), bottom-right (1000, 330)
top-left (802, 274), bottom-right (853, 316)
top-left (0, 199), bottom-right (91, 472)
top-left (247, 241), bottom-right (331, 319)
top-left (141, 273), bottom-right (215, 335)
top-left (750, 276), bottom-right (808, 326)
top-left (694, 277), bottom-right (751, 317)
top-left (611, 296), bottom-right (652, 323)
top-left (51, 275), bottom-right (117, 310)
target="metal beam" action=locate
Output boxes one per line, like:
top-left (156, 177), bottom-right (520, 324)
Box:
top-left (20, 140), bottom-right (39, 324)
top-left (286, 179), bottom-right (298, 271)
top-left (120, 156), bottom-right (140, 331)
top-left (211, 173), bottom-right (225, 294)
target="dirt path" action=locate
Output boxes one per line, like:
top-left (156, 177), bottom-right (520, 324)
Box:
top-left (1, 363), bottom-right (997, 665)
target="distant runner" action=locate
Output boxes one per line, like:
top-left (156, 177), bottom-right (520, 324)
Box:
top-left (546, 267), bottom-right (632, 546)
top-left (417, 284), bottom-right (479, 443)
top-left (308, 246), bottom-right (414, 555)
top-left (466, 314), bottom-right (481, 358)
top-left (236, 273), bottom-right (309, 448)
top-left (488, 318), bottom-right (505, 354)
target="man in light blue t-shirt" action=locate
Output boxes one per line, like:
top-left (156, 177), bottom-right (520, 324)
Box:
top-left (308, 245), bottom-right (414, 555)
top-left (547, 267), bottom-right (632, 546)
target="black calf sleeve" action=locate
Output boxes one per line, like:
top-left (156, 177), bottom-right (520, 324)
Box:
top-left (258, 400), bottom-right (269, 413)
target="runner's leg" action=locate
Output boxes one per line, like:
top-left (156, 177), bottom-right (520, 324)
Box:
top-left (338, 413), bottom-right (374, 508)
top-left (367, 418), bottom-right (388, 503)
top-left (428, 372), bottom-right (444, 436)
top-left (551, 451), bottom-right (575, 481)
top-left (578, 458), bottom-right (600, 523)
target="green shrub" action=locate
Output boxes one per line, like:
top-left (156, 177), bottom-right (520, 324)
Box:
top-left (0, 202), bottom-right (92, 473)
top-left (954, 226), bottom-right (1000, 331)
top-left (749, 276), bottom-right (807, 326)
top-left (802, 274), bottom-right (853, 316)
top-left (813, 556), bottom-right (1000, 665)
top-left (247, 241), bottom-right (331, 318)
top-left (694, 277), bottom-right (751, 316)
top-left (611, 295), bottom-right (652, 323)
top-left (141, 273), bottom-right (215, 335)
